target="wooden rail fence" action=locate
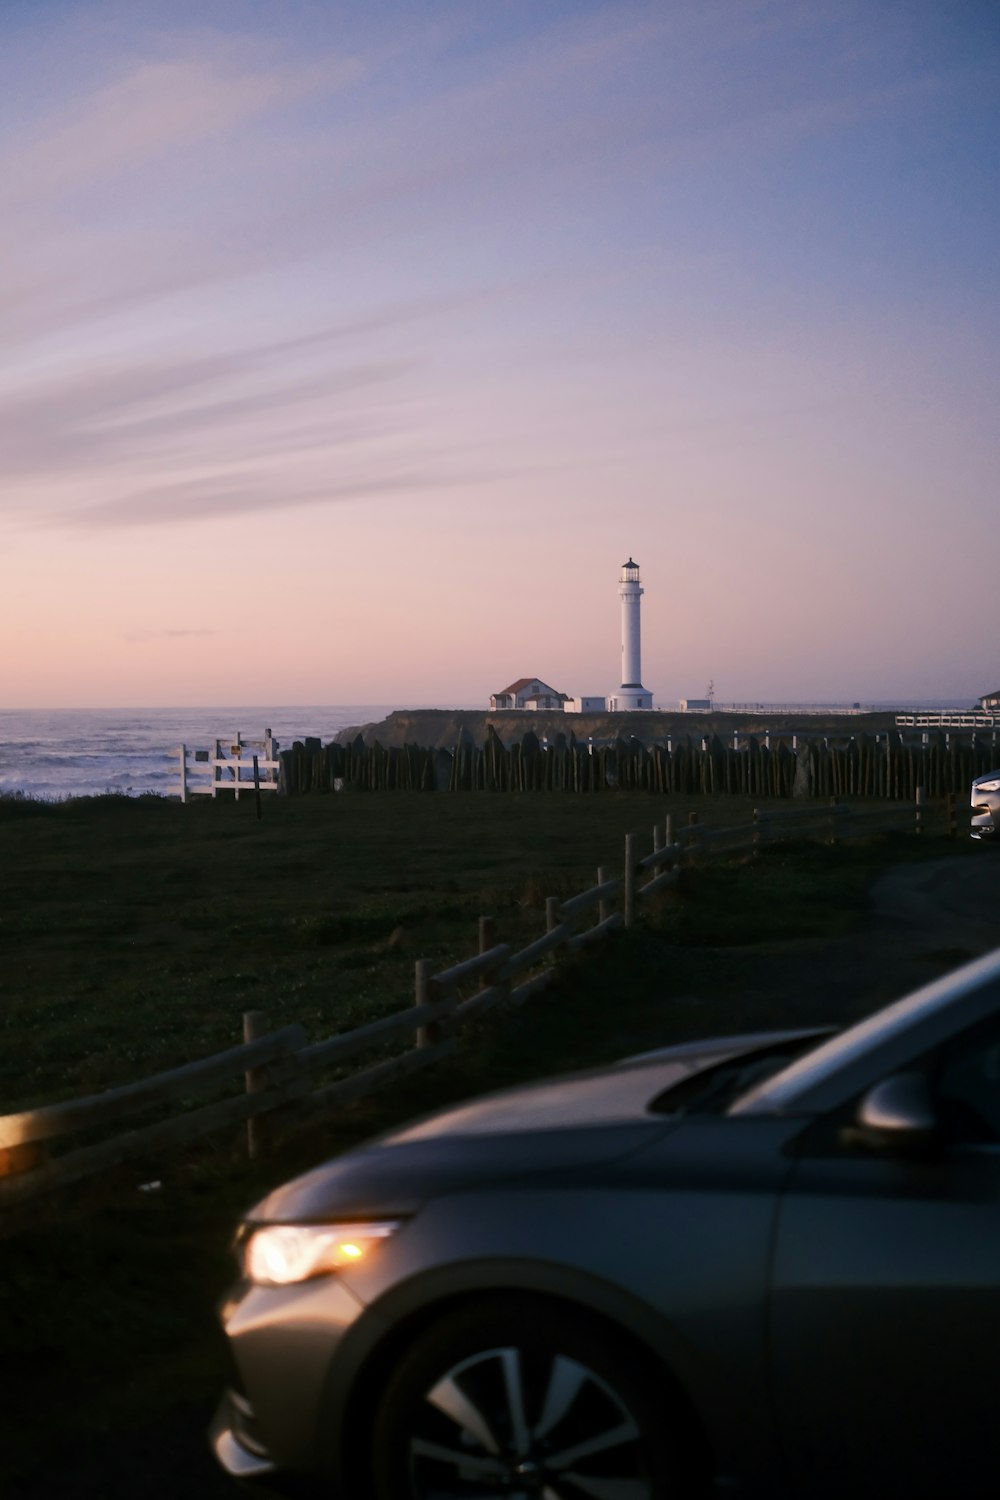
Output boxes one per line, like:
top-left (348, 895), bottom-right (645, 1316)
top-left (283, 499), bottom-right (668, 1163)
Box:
top-left (0, 790), bottom-right (947, 1204)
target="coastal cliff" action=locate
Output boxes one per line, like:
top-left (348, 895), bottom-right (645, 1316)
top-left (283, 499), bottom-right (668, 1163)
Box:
top-left (335, 707), bottom-right (896, 750)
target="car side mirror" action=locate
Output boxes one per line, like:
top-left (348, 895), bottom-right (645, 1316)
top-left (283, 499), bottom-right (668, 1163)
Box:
top-left (841, 1073), bottom-right (938, 1154)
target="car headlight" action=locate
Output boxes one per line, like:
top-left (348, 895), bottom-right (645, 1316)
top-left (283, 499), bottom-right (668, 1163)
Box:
top-left (242, 1221), bottom-right (401, 1286)
top-left (975, 778), bottom-right (1000, 793)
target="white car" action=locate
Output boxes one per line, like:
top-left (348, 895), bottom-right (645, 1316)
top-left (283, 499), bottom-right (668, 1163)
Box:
top-left (971, 770), bottom-right (1000, 839)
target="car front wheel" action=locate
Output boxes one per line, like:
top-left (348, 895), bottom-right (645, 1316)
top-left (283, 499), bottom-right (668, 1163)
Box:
top-left (370, 1298), bottom-right (701, 1499)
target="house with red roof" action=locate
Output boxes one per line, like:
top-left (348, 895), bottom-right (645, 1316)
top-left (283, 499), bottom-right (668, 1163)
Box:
top-left (490, 678), bottom-right (569, 711)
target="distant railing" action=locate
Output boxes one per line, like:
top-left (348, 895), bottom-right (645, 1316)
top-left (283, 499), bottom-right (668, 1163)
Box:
top-left (0, 789), bottom-right (949, 1205)
top-left (706, 703), bottom-right (872, 715)
top-left (895, 712), bottom-right (999, 729)
top-left (177, 731), bottom-right (279, 803)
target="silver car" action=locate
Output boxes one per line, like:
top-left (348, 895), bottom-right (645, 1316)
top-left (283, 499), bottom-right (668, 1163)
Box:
top-left (972, 769), bottom-right (1000, 838)
top-left (212, 949), bottom-right (1000, 1499)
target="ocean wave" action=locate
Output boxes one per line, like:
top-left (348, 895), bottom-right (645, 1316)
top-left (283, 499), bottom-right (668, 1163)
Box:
top-left (0, 705), bottom-right (409, 798)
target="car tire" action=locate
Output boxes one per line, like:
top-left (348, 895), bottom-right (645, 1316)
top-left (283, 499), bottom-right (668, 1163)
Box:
top-left (370, 1297), bottom-right (704, 1499)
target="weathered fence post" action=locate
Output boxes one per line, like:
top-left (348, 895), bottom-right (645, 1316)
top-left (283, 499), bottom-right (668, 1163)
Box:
top-left (915, 785), bottom-right (925, 836)
top-left (478, 914), bottom-right (510, 1007)
top-left (544, 897), bottom-right (562, 965)
top-left (179, 746), bottom-right (188, 804)
top-left (478, 914), bottom-right (510, 1006)
top-left (598, 865), bottom-right (612, 924)
top-left (415, 959), bottom-right (442, 1048)
top-left (686, 812), bottom-right (702, 866)
top-left (243, 1009), bottom-right (268, 1160)
top-left (624, 832), bottom-right (636, 927)
top-left (753, 807), bottom-right (766, 851)
top-left (664, 813), bottom-right (673, 853)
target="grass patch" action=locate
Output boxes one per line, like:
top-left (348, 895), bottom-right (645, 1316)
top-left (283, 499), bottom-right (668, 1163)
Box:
top-left (658, 840), bottom-right (876, 946)
top-left (0, 788), bottom-right (807, 1107)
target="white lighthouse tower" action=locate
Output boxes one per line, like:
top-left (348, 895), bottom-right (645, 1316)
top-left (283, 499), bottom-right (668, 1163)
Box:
top-left (609, 557), bottom-right (653, 711)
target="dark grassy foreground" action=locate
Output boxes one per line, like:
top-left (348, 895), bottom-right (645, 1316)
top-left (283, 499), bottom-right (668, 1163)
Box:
top-left (0, 790), bottom-right (977, 1496)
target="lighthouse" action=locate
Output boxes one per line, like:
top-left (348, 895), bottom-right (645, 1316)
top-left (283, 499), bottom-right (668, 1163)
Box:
top-left (609, 558), bottom-right (653, 711)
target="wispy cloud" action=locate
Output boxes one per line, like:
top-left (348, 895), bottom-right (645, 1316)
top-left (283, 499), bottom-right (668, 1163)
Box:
top-left (123, 627), bottom-right (216, 642)
top-left (0, 352), bottom-right (414, 476)
top-left (0, 31), bottom-right (364, 351)
top-left (60, 467), bottom-right (460, 529)
top-left (1, 39), bottom-right (361, 215)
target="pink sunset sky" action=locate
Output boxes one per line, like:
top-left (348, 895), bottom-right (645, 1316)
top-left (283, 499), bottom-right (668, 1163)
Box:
top-left (2, 0), bottom-right (998, 709)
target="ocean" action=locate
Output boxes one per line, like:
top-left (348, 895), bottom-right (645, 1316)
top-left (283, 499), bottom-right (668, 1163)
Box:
top-left (0, 700), bottom-right (975, 801)
top-left (0, 706), bottom-right (412, 800)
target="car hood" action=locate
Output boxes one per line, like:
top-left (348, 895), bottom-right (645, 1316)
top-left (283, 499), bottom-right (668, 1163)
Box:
top-left (247, 1028), bottom-right (827, 1222)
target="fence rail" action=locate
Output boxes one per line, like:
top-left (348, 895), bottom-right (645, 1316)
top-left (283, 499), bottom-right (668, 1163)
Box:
top-left (0, 790), bottom-right (950, 1204)
top-left (896, 712), bottom-right (999, 728)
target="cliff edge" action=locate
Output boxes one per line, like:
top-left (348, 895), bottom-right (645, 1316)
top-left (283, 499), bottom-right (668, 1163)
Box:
top-left (335, 708), bottom-right (896, 749)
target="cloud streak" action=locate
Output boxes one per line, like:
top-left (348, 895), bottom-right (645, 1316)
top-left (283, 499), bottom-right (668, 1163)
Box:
top-left (123, 627), bottom-right (216, 642)
top-left (60, 467), bottom-right (465, 529)
top-left (1, 39), bottom-right (360, 214)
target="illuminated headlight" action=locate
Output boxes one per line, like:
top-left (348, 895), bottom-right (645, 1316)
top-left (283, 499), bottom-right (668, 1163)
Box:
top-left (975, 778), bottom-right (1000, 793)
top-left (242, 1221), bottom-right (401, 1286)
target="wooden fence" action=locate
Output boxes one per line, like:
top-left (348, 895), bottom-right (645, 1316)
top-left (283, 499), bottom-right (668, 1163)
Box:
top-left (271, 727), bottom-right (997, 801)
top-left (177, 731), bottom-right (280, 803)
top-left (0, 790), bottom-right (947, 1204)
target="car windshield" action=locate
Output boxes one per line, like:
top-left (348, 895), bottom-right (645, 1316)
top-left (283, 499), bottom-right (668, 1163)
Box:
top-left (648, 1035), bottom-right (829, 1116)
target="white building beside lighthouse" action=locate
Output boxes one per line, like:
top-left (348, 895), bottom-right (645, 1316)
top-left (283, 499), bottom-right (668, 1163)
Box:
top-left (489, 556), bottom-right (654, 714)
top-left (607, 557), bottom-right (652, 711)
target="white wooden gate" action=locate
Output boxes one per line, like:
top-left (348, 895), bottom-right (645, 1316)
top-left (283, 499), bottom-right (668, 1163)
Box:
top-left (177, 731), bottom-right (280, 802)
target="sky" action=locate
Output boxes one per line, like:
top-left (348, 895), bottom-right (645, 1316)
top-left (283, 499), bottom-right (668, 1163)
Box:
top-left (2, 0), bottom-right (998, 709)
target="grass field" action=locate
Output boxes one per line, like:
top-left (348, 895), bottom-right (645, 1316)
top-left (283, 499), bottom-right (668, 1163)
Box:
top-left (0, 788), bottom-right (976, 1496)
top-left (0, 786), bottom-right (852, 1109)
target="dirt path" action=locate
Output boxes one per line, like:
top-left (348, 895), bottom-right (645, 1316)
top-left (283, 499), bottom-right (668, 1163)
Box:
top-left (870, 851), bottom-right (1000, 959)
